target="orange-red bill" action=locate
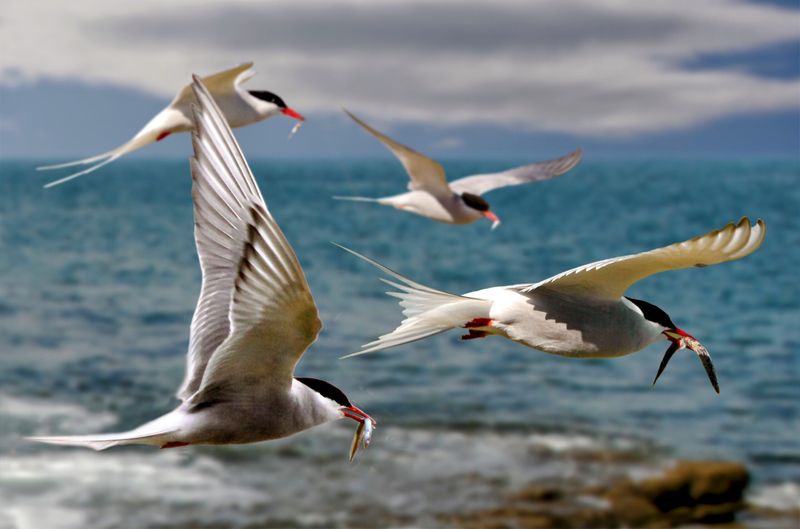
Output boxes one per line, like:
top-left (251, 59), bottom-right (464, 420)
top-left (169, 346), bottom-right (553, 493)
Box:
top-left (281, 107), bottom-right (305, 121)
top-left (482, 210), bottom-right (501, 229)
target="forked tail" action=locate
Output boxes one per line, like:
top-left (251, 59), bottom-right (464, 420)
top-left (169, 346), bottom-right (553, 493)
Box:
top-left (26, 412), bottom-right (182, 451)
top-left (27, 428), bottom-right (178, 451)
top-left (335, 244), bottom-right (491, 358)
top-left (332, 195), bottom-right (381, 203)
top-left (39, 120), bottom-right (175, 188)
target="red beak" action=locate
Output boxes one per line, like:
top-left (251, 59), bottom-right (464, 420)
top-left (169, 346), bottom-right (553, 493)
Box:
top-left (341, 405), bottom-right (374, 424)
top-left (281, 107), bottom-right (305, 121)
top-left (664, 327), bottom-right (693, 343)
top-left (482, 210), bottom-right (501, 229)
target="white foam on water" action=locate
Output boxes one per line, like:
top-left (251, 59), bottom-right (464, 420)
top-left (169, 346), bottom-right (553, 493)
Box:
top-left (526, 432), bottom-right (600, 452)
top-left (749, 481), bottom-right (800, 511)
top-left (0, 451), bottom-right (266, 529)
top-left (0, 393), bottom-right (116, 435)
top-left (0, 422), bottom-right (653, 529)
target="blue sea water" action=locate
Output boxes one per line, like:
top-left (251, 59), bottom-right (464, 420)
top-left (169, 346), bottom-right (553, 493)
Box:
top-left (0, 158), bottom-right (798, 528)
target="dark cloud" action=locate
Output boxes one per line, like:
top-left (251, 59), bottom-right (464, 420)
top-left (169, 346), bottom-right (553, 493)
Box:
top-left (88, 2), bottom-right (684, 55)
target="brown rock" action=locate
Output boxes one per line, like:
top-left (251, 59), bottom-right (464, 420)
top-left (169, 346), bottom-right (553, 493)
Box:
top-left (512, 485), bottom-right (564, 503)
top-left (640, 460), bottom-right (749, 520)
top-left (454, 461), bottom-right (751, 529)
top-left (606, 484), bottom-right (663, 527)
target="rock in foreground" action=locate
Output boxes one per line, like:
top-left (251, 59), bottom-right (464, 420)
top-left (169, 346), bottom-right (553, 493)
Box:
top-left (451, 460), bottom-right (750, 529)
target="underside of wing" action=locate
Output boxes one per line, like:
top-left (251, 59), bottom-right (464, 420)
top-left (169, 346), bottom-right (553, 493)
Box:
top-left (344, 109), bottom-right (450, 196)
top-left (202, 62), bottom-right (256, 92)
top-left (179, 75), bottom-right (318, 401)
top-left (172, 62), bottom-right (255, 107)
top-left (198, 207), bottom-right (321, 394)
top-left (450, 149), bottom-right (582, 196)
top-left (525, 217), bottom-right (766, 299)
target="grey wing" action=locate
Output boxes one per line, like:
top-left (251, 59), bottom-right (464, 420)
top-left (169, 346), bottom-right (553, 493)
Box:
top-left (177, 75), bottom-right (319, 401)
top-left (450, 149), bottom-right (582, 196)
top-left (344, 109), bottom-right (451, 197)
top-left (194, 206), bottom-right (322, 398)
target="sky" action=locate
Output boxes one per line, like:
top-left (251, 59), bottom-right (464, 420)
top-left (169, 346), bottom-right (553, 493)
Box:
top-left (1, 0), bottom-right (798, 159)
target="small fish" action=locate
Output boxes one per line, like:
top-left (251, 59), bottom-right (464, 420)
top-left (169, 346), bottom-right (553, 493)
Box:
top-left (683, 335), bottom-right (719, 394)
top-left (349, 421), bottom-right (364, 462)
top-left (348, 418), bottom-right (375, 462)
top-left (362, 417), bottom-right (373, 447)
top-left (288, 121), bottom-right (303, 140)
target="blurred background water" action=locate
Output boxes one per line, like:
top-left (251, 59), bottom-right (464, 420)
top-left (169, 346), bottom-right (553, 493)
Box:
top-left (0, 158), bottom-right (797, 528)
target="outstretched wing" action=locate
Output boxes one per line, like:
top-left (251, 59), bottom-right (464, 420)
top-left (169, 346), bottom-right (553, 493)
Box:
top-left (524, 218), bottom-right (765, 299)
top-left (171, 62), bottom-right (255, 106)
top-left (177, 75), bottom-right (320, 401)
top-left (344, 109), bottom-right (451, 196)
top-left (201, 61), bottom-right (256, 92)
top-left (449, 149), bottom-right (582, 196)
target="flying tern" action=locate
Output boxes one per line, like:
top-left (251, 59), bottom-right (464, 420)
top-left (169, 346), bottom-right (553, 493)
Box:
top-left (28, 76), bottom-right (374, 458)
top-left (341, 218), bottom-right (766, 392)
top-left (335, 110), bottom-right (581, 229)
top-left (38, 62), bottom-right (304, 188)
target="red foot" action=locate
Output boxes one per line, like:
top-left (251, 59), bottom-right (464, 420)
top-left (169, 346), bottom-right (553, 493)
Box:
top-left (156, 131), bottom-right (172, 142)
top-left (464, 318), bottom-right (493, 328)
top-left (461, 329), bottom-right (488, 340)
top-left (160, 441), bottom-right (190, 449)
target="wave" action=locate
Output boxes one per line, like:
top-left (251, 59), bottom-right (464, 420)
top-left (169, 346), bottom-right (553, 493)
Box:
top-left (0, 425), bottom-right (655, 529)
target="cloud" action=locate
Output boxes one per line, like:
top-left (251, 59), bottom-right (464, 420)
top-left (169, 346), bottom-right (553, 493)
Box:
top-left (89, 3), bottom-right (685, 55)
top-left (1, 0), bottom-right (798, 136)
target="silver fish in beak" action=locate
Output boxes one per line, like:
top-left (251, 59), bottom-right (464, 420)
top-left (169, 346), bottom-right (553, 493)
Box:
top-left (349, 416), bottom-right (375, 462)
top-left (288, 120), bottom-right (303, 140)
top-left (655, 329), bottom-right (719, 393)
top-left (342, 405), bottom-right (376, 462)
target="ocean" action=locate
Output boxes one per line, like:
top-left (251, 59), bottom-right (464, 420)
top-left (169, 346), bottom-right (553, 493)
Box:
top-left (0, 158), bottom-right (797, 528)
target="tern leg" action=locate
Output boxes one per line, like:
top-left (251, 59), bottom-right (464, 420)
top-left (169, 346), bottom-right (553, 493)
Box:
top-left (160, 441), bottom-right (190, 449)
top-left (461, 329), bottom-right (488, 340)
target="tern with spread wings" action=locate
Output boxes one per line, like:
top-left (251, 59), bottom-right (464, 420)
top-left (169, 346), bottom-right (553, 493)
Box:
top-left (29, 77), bottom-right (375, 459)
top-left (39, 62), bottom-right (304, 188)
top-left (342, 218), bottom-right (766, 392)
top-left (335, 110), bottom-right (581, 229)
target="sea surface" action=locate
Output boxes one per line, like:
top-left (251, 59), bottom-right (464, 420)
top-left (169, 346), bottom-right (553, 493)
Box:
top-left (0, 158), bottom-right (798, 528)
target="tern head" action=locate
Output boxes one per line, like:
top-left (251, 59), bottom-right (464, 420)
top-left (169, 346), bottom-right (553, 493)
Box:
top-left (296, 377), bottom-right (375, 461)
top-left (625, 297), bottom-right (719, 394)
top-left (248, 90), bottom-right (305, 121)
top-left (461, 192), bottom-right (501, 229)
top-left (295, 376), bottom-right (375, 427)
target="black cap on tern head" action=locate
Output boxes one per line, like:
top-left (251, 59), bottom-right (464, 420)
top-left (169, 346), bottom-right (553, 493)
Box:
top-left (296, 377), bottom-right (351, 407)
top-left (248, 90), bottom-right (287, 109)
top-left (461, 192), bottom-right (490, 212)
top-left (625, 297), bottom-right (676, 329)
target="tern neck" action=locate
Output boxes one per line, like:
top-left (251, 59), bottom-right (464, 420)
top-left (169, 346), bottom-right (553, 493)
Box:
top-left (291, 379), bottom-right (344, 427)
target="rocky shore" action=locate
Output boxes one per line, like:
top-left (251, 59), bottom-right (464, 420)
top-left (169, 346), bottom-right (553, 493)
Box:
top-left (446, 460), bottom-right (797, 529)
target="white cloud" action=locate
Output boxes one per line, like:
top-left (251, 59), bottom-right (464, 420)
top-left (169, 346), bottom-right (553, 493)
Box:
top-left (1, 0), bottom-right (797, 136)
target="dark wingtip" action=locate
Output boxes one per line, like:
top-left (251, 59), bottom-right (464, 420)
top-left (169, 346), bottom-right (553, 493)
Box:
top-left (652, 341), bottom-right (680, 387)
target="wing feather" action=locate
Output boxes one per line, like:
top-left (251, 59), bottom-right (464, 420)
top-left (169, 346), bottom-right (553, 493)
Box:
top-left (171, 62), bottom-right (255, 106)
top-left (344, 109), bottom-right (451, 196)
top-left (449, 149), bottom-right (582, 196)
top-left (177, 76), bottom-right (319, 401)
top-left (524, 218), bottom-right (766, 299)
